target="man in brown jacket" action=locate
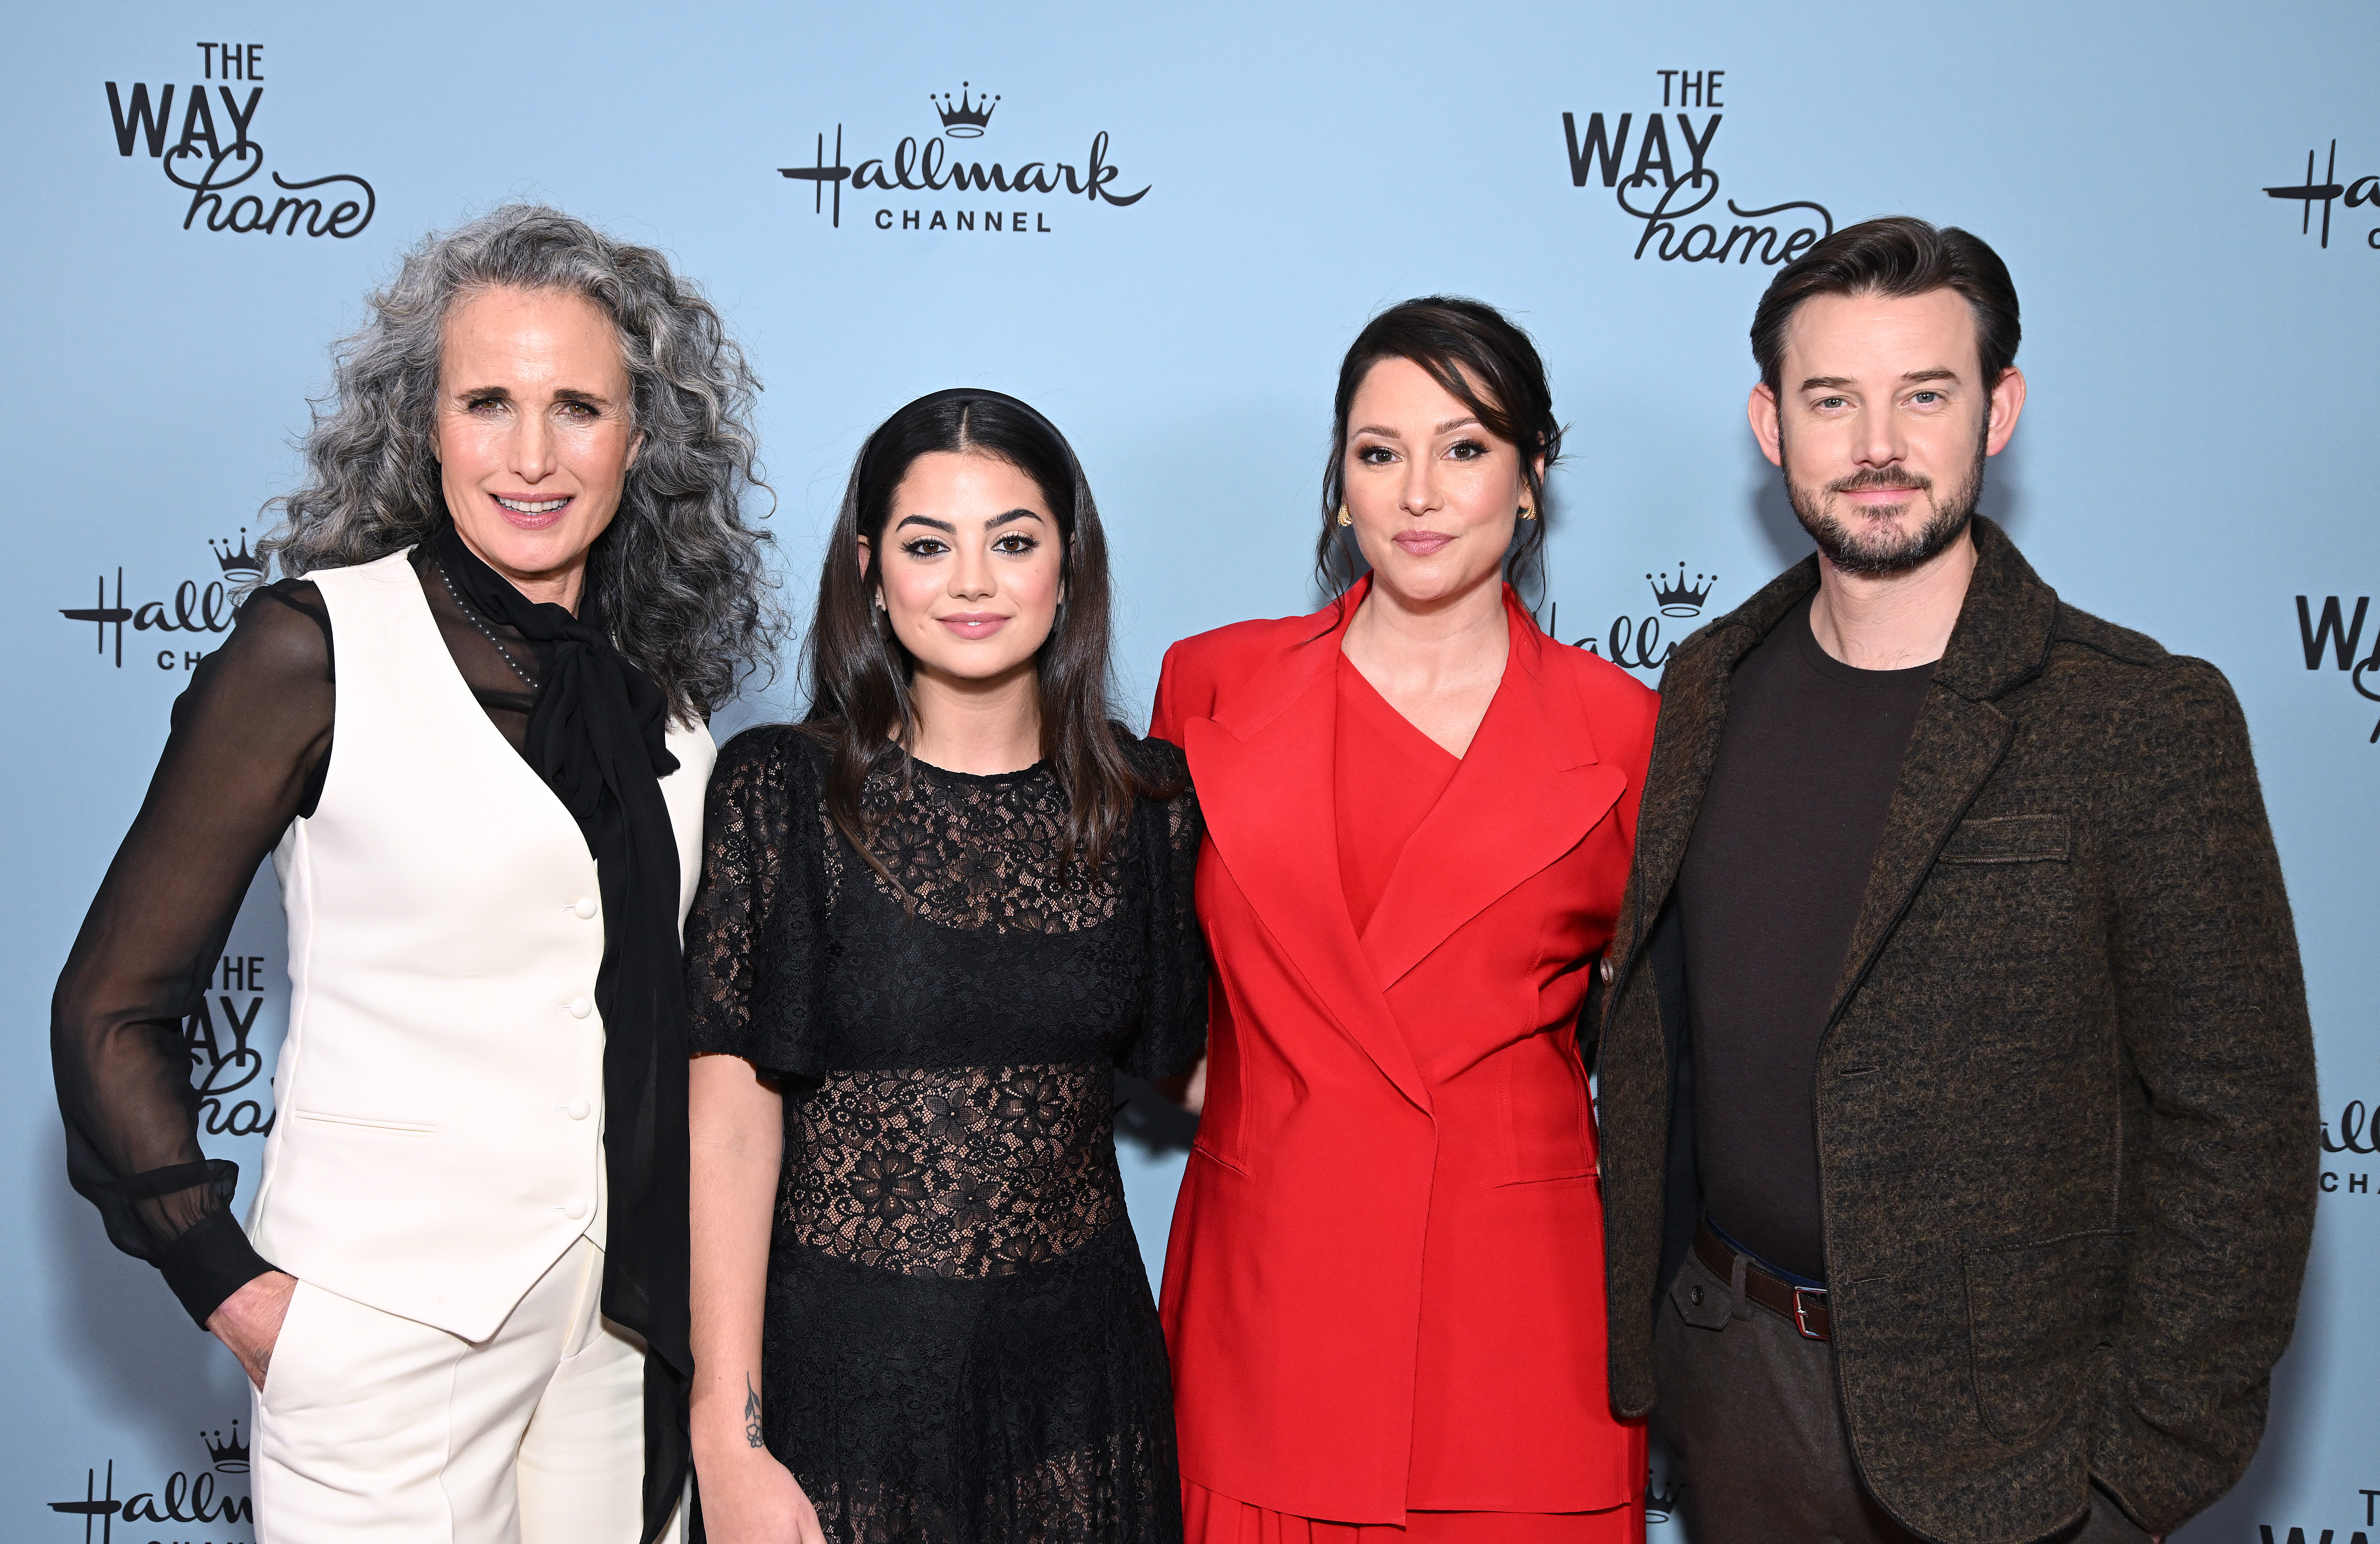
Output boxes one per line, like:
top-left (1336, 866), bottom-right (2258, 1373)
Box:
top-left (1595, 217), bottom-right (2317, 1544)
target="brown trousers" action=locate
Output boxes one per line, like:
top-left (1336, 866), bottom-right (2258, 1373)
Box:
top-left (1650, 1244), bottom-right (2152, 1544)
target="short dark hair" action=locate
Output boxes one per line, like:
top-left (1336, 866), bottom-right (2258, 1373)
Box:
top-left (1317, 296), bottom-right (1562, 602)
top-left (1750, 216), bottom-right (2021, 398)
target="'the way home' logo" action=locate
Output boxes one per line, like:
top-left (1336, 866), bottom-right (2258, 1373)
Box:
top-left (1560, 68), bottom-right (1832, 267)
top-left (779, 81), bottom-right (1149, 234)
top-left (105, 41), bottom-right (375, 238)
top-left (2293, 591), bottom-right (2380, 743)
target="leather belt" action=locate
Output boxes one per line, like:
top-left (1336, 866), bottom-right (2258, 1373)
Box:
top-left (1694, 1219), bottom-right (1831, 1340)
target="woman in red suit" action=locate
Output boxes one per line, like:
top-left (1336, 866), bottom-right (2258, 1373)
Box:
top-left (1151, 297), bottom-right (1657, 1543)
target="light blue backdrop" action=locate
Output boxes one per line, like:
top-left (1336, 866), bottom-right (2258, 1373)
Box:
top-left (4, 2), bottom-right (2372, 1539)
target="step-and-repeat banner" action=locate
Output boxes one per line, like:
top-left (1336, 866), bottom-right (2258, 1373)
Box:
top-left (3, 2), bottom-right (2371, 1540)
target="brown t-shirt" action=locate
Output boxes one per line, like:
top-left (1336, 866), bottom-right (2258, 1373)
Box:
top-left (1676, 597), bottom-right (1934, 1281)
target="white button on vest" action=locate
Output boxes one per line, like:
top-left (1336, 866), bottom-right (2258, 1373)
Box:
top-left (572, 897), bottom-right (598, 919)
top-left (567, 1099), bottom-right (590, 1120)
top-left (563, 1198), bottom-right (588, 1220)
top-left (566, 997), bottom-right (593, 1019)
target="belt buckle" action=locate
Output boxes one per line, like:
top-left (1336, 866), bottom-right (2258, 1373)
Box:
top-left (1792, 1285), bottom-right (1829, 1340)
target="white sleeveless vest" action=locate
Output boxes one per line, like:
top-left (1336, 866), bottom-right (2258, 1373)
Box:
top-left (248, 549), bottom-right (715, 1342)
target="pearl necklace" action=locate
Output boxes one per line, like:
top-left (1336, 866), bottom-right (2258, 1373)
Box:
top-left (434, 560), bottom-right (541, 691)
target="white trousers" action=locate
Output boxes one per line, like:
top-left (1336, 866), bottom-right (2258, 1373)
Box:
top-left (251, 1233), bottom-right (681, 1544)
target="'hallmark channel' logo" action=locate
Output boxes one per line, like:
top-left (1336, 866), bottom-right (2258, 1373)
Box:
top-left (58, 531), bottom-right (262, 673)
top-left (1560, 69), bottom-right (1832, 267)
top-left (2292, 592), bottom-right (2379, 743)
top-left (2322, 1094), bottom-right (2380, 1200)
top-left (1538, 563), bottom-right (1721, 676)
top-left (48, 1422), bottom-right (251, 1544)
top-left (2263, 139), bottom-right (2379, 251)
top-left (779, 81), bottom-right (1150, 234)
top-left (105, 42), bottom-right (375, 238)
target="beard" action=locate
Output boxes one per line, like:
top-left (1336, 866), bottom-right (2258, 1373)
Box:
top-left (1781, 423), bottom-right (1988, 578)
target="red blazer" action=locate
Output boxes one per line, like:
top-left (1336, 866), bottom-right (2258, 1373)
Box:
top-left (1153, 581), bottom-right (1658, 1523)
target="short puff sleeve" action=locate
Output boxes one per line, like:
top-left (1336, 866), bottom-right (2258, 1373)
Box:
top-left (684, 726), bottom-right (826, 1081)
top-left (1117, 735), bottom-right (1208, 1081)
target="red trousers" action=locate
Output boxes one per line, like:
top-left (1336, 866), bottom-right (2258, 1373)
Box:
top-left (1184, 1482), bottom-right (1645, 1544)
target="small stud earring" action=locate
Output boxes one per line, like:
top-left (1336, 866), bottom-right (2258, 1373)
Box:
top-left (1336, 504), bottom-right (1352, 527)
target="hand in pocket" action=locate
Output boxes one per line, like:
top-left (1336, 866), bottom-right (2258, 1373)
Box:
top-left (207, 1270), bottom-right (299, 1390)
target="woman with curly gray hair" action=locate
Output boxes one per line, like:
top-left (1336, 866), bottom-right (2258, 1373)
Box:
top-left (51, 204), bottom-right (779, 1544)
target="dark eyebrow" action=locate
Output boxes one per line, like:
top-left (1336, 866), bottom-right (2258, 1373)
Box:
top-left (986, 509), bottom-right (1046, 529)
top-left (894, 514), bottom-right (956, 533)
top-left (1901, 368), bottom-right (1959, 384)
top-left (1799, 376), bottom-right (1855, 392)
top-left (1351, 416), bottom-right (1484, 440)
top-left (453, 385), bottom-right (617, 409)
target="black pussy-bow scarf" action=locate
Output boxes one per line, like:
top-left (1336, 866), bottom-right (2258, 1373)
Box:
top-left (431, 524), bottom-right (691, 1544)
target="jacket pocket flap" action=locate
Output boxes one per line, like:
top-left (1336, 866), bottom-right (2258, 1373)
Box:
top-left (1940, 814), bottom-right (2069, 864)
top-left (1965, 1229), bottom-right (2129, 1444)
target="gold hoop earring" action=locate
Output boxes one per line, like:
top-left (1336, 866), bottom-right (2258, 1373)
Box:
top-left (1336, 504), bottom-right (1352, 527)
top-left (1518, 503), bottom-right (1536, 520)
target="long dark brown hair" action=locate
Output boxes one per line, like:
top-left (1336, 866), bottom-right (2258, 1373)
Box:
top-left (802, 387), bottom-right (1160, 882)
top-left (1316, 295), bottom-right (1564, 609)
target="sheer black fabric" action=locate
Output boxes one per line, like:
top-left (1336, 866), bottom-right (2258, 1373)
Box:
top-left (685, 727), bottom-right (1206, 1544)
top-left (51, 545), bottom-right (558, 1326)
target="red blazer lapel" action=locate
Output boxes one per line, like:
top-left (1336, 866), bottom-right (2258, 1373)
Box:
top-left (1183, 585), bottom-right (1434, 1113)
top-left (1359, 595), bottom-right (1626, 992)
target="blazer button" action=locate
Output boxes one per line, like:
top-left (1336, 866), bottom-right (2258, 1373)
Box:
top-left (567, 1099), bottom-right (591, 1120)
top-left (572, 897), bottom-right (598, 919)
top-left (566, 997), bottom-right (593, 1019)
top-left (563, 1198), bottom-right (588, 1220)
top-left (1599, 957), bottom-right (1615, 984)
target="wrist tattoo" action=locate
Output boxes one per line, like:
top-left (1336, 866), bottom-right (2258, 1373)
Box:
top-left (743, 1372), bottom-right (764, 1449)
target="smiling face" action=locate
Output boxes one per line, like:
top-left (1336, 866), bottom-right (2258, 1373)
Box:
top-left (1751, 287), bottom-right (2025, 578)
top-left (862, 450), bottom-right (1065, 690)
top-left (1341, 357), bottom-right (1537, 609)
top-left (435, 285), bottom-right (641, 609)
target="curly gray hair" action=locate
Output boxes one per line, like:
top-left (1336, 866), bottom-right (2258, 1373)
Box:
top-left (259, 203), bottom-right (782, 718)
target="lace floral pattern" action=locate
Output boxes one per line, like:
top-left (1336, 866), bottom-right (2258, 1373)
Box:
top-left (825, 767), bottom-right (1123, 935)
top-left (797, 1429), bottom-right (1178, 1544)
top-left (686, 728), bottom-right (1204, 1544)
top-left (784, 1064), bottom-right (1120, 1278)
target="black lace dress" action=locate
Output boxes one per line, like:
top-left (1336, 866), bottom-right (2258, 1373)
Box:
top-left (684, 726), bottom-right (1205, 1544)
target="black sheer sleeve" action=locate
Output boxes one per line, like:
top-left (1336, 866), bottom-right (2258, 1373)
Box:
top-left (685, 726), bottom-right (821, 1081)
top-left (51, 581), bottom-right (333, 1327)
top-left (1118, 737), bottom-right (1208, 1081)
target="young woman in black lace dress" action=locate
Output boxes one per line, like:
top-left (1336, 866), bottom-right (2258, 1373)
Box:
top-left (685, 389), bottom-right (1204, 1544)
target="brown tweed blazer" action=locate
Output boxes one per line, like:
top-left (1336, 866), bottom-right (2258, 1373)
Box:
top-left (1594, 518), bottom-right (2317, 1544)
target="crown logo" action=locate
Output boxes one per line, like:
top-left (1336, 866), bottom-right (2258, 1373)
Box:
top-left (929, 81), bottom-right (999, 138)
top-left (1647, 562), bottom-right (1716, 617)
top-left (209, 529), bottom-right (265, 583)
top-left (203, 1420), bottom-right (250, 1473)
